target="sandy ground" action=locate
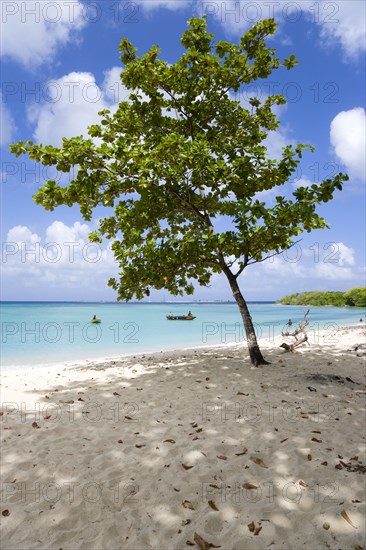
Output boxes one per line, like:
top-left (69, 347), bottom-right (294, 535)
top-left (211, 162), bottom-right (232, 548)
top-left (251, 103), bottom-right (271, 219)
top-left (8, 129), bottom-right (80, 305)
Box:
top-left (1, 325), bottom-right (365, 550)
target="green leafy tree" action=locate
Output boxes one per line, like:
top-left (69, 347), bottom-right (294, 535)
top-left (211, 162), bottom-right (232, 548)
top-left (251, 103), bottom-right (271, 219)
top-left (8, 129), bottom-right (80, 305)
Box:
top-left (10, 17), bottom-right (348, 366)
top-left (278, 291), bottom-right (346, 306)
top-left (344, 287), bottom-right (366, 307)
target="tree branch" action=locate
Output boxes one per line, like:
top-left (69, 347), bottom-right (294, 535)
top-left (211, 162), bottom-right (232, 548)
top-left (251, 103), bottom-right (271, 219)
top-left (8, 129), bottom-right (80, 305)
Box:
top-left (246, 239), bottom-right (303, 266)
top-left (280, 309), bottom-right (310, 352)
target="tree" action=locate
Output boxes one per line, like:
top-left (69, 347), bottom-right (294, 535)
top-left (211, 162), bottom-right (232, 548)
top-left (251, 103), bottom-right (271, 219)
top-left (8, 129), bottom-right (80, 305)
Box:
top-left (10, 17), bottom-right (348, 366)
top-left (344, 287), bottom-right (366, 307)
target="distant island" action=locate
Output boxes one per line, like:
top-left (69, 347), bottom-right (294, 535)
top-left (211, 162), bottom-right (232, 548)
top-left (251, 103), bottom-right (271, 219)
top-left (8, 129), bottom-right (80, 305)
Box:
top-left (277, 287), bottom-right (366, 307)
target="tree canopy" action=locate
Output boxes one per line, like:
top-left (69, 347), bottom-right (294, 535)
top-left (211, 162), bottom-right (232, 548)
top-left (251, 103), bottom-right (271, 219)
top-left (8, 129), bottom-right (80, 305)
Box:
top-left (278, 287), bottom-right (366, 307)
top-left (343, 287), bottom-right (366, 307)
top-left (10, 17), bottom-right (348, 365)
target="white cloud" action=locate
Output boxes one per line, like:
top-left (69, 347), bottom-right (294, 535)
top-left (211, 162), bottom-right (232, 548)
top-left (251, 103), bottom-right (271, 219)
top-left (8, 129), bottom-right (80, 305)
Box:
top-left (1, 223), bottom-right (363, 300)
top-left (265, 127), bottom-right (292, 161)
top-left (45, 220), bottom-right (90, 244)
top-left (293, 176), bottom-right (314, 189)
top-left (312, 263), bottom-right (354, 281)
top-left (28, 68), bottom-right (129, 146)
top-left (200, 0), bottom-right (365, 60)
top-left (308, 0), bottom-right (366, 60)
top-left (333, 242), bottom-right (355, 267)
top-left (0, 93), bottom-right (16, 146)
top-left (1, 221), bottom-right (118, 290)
top-left (0, 0), bottom-right (87, 69)
top-left (7, 225), bottom-right (41, 246)
top-left (102, 67), bottom-right (130, 104)
top-left (330, 107), bottom-right (366, 181)
top-left (257, 241), bottom-right (357, 282)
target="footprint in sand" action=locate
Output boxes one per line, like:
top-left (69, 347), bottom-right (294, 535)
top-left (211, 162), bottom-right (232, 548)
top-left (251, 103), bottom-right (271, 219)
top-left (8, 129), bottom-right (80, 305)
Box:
top-left (205, 516), bottom-right (224, 534)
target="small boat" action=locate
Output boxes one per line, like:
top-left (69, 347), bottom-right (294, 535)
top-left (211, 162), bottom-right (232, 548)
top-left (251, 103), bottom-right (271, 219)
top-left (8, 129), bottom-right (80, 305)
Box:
top-left (91, 318), bottom-right (102, 323)
top-left (166, 314), bottom-right (196, 321)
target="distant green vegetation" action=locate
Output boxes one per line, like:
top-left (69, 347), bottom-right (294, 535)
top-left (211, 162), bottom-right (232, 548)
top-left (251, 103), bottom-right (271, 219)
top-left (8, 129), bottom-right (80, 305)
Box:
top-left (277, 287), bottom-right (366, 307)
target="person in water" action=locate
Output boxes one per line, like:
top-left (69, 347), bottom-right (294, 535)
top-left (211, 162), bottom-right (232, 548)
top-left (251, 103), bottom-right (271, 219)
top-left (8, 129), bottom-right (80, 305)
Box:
top-left (187, 310), bottom-right (192, 316)
top-left (286, 319), bottom-right (293, 327)
top-left (93, 315), bottom-right (97, 320)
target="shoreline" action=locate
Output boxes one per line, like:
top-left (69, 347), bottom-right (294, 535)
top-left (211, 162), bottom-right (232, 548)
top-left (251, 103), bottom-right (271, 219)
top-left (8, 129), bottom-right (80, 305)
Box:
top-left (2, 321), bottom-right (365, 373)
top-left (1, 324), bottom-right (365, 549)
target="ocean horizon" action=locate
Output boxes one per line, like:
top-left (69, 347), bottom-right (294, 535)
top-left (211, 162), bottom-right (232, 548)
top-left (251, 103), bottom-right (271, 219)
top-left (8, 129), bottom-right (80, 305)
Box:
top-left (1, 301), bottom-right (364, 370)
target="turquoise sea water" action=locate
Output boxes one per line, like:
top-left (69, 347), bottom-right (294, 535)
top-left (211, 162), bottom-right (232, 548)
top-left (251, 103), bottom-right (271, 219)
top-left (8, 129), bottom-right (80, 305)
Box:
top-left (1, 302), bottom-right (364, 370)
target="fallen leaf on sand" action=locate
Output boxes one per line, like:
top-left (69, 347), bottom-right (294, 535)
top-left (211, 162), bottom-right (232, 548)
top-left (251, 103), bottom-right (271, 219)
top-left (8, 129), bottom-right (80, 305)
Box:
top-left (352, 499), bottom-right (362, 503)
top-left (252, 457), bottom-right (268, 468)
top-left (237, 391), bottom-right (249, 396)
top-left (311, 437), bottom-right (322, 443)
top-left (182, 519), bottom-right (191, 526)
top-left (2, 510), bottom-right (10, 517)
top-left (299, 480), bottom-right (307, 487)
top-left (135, 444), bottom-right (145, 448)
top-left (248, 521), bottom-right (255, 532)
top-left (186, 542), bottom-right (195, 546)
top-left (341, 510), bottom-right (357, 528)
top-left (280, 438), bottom-right (288, 443)
top-left (163, 439), bottom-right (176, 444)
top-left (307, 454), bottom-right (312, 461)
top-left (124, 416), bottom-right (133, 420)
top-left (254, 526), bottom-right (262, 535)
top-left (194, 532), bottom-right (221, 549)
top-left (235, 448), bottom-right (248, 456)
top-left (243, 483), bottom-right (258, 490)
top-left (113, 392), bottom-right (121, 396)
top-left (32, 422), bottom-right (40, 429)
top-left (217, 455), bottom-right (227, 460)
top-left (182, 500), bottom-right (194, 510)
top-left (323, 522), bottom-right (330, 530)
top-left (208, 500), bottom-right (219, 511)
top-left (118, 440), bottom-right (123, 444)
top-left (182, 464), bottom-right (194, 470)
top-left (65, 400), bottom-right (74, 404)
top-left (43, 416), bottom-right (52, 420)
top-left (307, 387), bottom-right (317, 392)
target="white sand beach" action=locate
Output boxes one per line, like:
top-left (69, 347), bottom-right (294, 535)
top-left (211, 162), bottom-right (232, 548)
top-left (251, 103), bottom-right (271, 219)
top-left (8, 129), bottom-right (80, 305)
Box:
top-left (1, 325), bottom-right (365, 550)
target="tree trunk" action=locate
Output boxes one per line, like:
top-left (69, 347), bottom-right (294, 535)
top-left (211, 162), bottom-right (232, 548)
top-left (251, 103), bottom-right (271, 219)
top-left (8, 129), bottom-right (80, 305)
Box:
top-left (224, 271), bottom-right (269, 366)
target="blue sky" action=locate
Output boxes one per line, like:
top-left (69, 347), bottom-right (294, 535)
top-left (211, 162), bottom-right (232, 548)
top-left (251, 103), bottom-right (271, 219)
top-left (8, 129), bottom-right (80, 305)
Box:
top-left (1, 0), bottom-right (365, 301)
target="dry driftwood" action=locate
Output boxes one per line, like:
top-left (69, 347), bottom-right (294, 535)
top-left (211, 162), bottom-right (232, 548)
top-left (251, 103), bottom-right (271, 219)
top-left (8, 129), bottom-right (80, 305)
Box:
top-left (280, 309), bottom-right (310, 352)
